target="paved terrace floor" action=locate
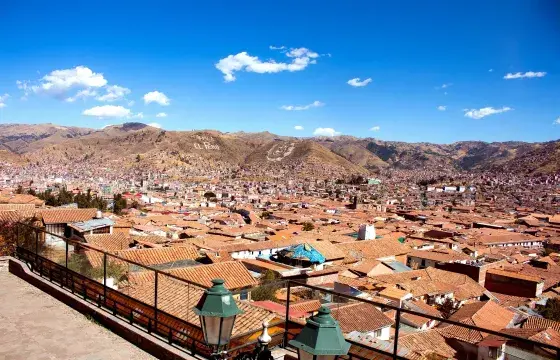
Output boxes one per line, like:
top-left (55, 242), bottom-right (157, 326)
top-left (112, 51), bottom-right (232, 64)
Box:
top-left (0, 261), bottom-right (156, 360)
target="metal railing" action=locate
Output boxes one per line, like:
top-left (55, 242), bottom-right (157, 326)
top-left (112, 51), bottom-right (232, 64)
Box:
top-left (10, 221), bottom-right (560, 360)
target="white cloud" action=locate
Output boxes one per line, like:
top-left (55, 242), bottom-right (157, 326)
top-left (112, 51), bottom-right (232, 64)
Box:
top-left (16, 80), bottom-right (31, 99)
top-left (370, 126), bottom-right (380, 131)
top-left (294, 125), bottom-right (304, 130)
top-left (347, 78), bottom-right (372, 87)
top-left (215, 47), bottom-right (320, 82)
top-left (131, 112), bottom-right (144, 119)
top-left (437, 83), bottom-right (452, 89)
top-left (269, 45), bottom-right (286, 50)
top-left (143, 91), bottom-right (170, 106)
top-left (147, 122), bottom-right (162, 129)
top-left (156, 112), bottom-right (167, 118)
top-left (281, 100), bottom-right (324, 111)
top-left (464, 106), bottom-right (512, 119)
top-left (504, 71), bottom-right (546, 79)
top-left (65, 89), bottom-right (98, 103)
top-left (489, 69), bottom-right (494, 72)
top-left (554, 117), bottom-right (560, 125)
top-left (82, 105), bottom-right (131, 118)
top-left (0, 93), bottom-right (9, 108)
top-left (32, 66), bottom-right (107, 96)
top-left (313, 127), bottom-right (341, 137)
top-left (96, 85), bottom-right (131, 102)
top-left (437, 105), bottom-right (446, 111)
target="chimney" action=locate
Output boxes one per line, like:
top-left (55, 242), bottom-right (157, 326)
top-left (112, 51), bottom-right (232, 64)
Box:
top-left (96, 210), bottom-right (103, 219)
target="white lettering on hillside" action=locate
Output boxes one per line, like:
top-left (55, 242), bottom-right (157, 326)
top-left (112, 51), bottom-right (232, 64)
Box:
top-left (267, 142), bottom-right (295, 161)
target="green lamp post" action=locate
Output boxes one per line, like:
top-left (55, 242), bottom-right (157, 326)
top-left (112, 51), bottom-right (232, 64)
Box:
top-left (289, 306), bottom-right (350, 360)
top-left (193, 279), bottom-right (243, 356)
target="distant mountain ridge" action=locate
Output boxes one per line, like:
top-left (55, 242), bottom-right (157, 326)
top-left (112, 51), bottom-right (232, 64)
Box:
top-left (0, 122), bottom-right (558, 176)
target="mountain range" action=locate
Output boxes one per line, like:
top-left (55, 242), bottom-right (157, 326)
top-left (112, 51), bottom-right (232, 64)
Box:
top-left (0, 123), bottom-right (558, 176)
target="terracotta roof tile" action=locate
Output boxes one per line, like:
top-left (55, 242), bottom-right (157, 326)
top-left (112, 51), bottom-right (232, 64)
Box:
top-left (42, 208), bottom-right (97, 224)
top-left (165, 261), bottom-right (258, 290)
top-left (330, 302), bottom-right (394, 333)
top-left (114, 246), bottom-right (200, 266)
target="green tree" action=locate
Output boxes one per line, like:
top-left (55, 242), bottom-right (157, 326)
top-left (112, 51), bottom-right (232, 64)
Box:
top-left (302, 222), bottom-right (315, 231)
top-left (15, 185), bottom-right (24, 194)
top-left (251, 270), bottom-right (281, 302)
top-left (537, 298), bottom-right (560, 322)
top-left (113, 193), bottom-right (127, 215)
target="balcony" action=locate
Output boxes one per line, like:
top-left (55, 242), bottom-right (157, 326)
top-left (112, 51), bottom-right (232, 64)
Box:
top-left (4, 222), bottom-right (560, 360)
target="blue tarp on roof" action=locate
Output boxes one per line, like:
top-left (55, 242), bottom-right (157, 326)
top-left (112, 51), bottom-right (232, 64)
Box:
top-left (282, 243), bottom-right (326, 264)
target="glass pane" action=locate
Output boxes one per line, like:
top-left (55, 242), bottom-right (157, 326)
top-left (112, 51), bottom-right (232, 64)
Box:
top-left (203, 316), bottom-right (221, 345)
top-left (219, 315), bottom-right (235, 345)
top-left (299, 349), bottom-right (315, 360)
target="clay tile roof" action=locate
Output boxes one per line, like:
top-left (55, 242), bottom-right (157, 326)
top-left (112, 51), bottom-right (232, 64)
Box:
top-left (330, 302), bottom-right (394, 333)
top-left (337, 238), bottom-right (412, 261)
top-left (131, 235), bottom-right (169, 244)
top-left (408, 249), bottom-right (471, 262)
top-left (165, 261), bottom-right (258, 290)
top-left (122, 274), bottom-right (277, 337)
top-left (522, 316), bottom-right (560, 332)
top-left (41, 208), bottom-right (97, 224)
top-left (289, 299), bottom-right (322, 314)
top-left (0, 203), bottom-right (36, 211)
top-left (487, 268), bottom-right (543, 283)
top-left (114, 246), bottom-right (200, 266)
top-left (399, 330), bottom-right (457, 359)
top-left (438, 301), bottom-right (515, 344)
top-left (84, 233), bottom-right (132, 251)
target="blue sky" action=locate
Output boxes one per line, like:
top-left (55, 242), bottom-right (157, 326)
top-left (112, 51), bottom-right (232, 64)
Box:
top-left (0, 1), bottom-right (559, 143)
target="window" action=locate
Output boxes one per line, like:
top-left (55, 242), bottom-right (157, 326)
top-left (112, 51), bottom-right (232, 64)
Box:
top-left (488, 347), bottom-right (502, 359)
top-left (373, 329), bottom-right (382, 338)
top-left (421, 259), bottom-right (426, 268)
top-left (239, 291), bottom-right (249, 300)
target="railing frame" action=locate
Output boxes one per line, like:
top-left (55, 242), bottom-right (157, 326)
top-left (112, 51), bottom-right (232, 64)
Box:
top-left (12, 221), bottom-right (560, 360)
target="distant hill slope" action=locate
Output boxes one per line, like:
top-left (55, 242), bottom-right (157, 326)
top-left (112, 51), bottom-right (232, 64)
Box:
top-left (0, 123), bottom-right (558, 175)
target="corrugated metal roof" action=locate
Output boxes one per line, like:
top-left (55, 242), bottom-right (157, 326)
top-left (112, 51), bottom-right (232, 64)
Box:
top-left (70, 218), bottom-right (114, 232)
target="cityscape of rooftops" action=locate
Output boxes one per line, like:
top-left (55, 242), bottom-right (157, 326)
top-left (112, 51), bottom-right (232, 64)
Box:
top-left (0, 1), bottom-right (559, 360)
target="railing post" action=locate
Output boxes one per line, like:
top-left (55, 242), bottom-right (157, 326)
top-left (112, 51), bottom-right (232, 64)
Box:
top-left (393, 308), bottom-right (401, 360)
top-left (154, 271), bottom-right (159, 333)
top-left (103, 253), bottom-right (107, 305)
top-left (283, 280), bottom-right (291, 347)
top-left (35, 229), bottom-right (39, 265)
top-left (15, 222), bottom-right (20, 249)
top-left (65, 239), bottom-right (69, 269)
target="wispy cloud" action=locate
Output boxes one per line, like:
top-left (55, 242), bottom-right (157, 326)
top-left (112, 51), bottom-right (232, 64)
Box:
top-left (143, 91), bottom-right (170, 106)
top-left (96, 85), bottom-right (131, 102)
top-left (313, 127), bottom-right (341, 137)
top-left (437, 105), bottom-right (446, 111)
top-left (437, 83), bottom-right (452, 90)
top-left (504, 71), bottom-right (546, 80)
top-left (216, 47), bottom-right (320, 82)
top-left (147, 122), bottom-right (162, 129)
top-left (369, 126), bottom-right (380, 131)
top-left (294, 125), bottom-right (304, 130)
top-left (281, 100), bottom-right (324, 111)
top-left (464, 106), bottom-right (512, 119)
top-left (488, 69), bottom-right (494, 72)
top-left (554, 117), bottom-right (560, 125)
top-left (347, 78), bottom-right (372, 87)
top-left (0, 93), bottom-right (10, 108)
top-left (269, 45), bottom-right (286, 50)
top-left (156, 112), bottom-right (167, 118)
